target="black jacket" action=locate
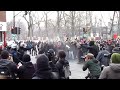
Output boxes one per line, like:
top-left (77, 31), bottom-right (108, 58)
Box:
top-left (87, 45), bottom-right (99, 58)
top-left (34, 61), bottom-right (59, 73)
top-left (81, 43), bottom-right (99, 58)
top-left (56, 59), bottom-right (70, 79)
top-left (17, 62), bottom-right (35, 79)
top-left (32, 54), bottom-right (58, 79)
top-left (0, 59), bottom-right (18, 79)
top-left (18, 47), bottom-right (25, 61)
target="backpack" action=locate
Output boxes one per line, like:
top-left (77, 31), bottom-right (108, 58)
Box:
top-left (0, 62), bottom-right (12, 79)
top-left (63, 65), bottom-right (71, 79)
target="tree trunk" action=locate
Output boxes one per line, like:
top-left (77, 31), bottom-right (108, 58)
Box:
top-left (109, 11), bottom-right (116, 37)
top-left (71, 11), bottom-right (75, 37)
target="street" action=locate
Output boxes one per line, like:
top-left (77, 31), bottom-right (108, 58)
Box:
top-left (29, 53), bottom-right (88, 79)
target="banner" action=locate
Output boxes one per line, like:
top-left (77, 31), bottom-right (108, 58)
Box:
top-left (113, 33), bottom-right (118, 39)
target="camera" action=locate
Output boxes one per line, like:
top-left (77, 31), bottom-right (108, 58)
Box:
top-left (104, 53), bottom-right (111, 58)
top-left (81, 56), bottom-right (86, 59)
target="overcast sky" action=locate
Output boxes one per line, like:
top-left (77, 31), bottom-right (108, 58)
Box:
top-left (6, 11), bottom-right (114, 27)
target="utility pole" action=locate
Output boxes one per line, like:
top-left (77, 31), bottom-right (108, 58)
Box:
top-left (13, 11), bottom-right (15, 28)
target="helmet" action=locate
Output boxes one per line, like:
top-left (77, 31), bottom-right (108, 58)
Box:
top-left (47, 49), bottom-right (55, 58)
top-left (48, 49), bottom-right (55, 55)
top-left (11, 44), bottom-right (17, 49)
top-left (20, 43), bottom-right (25, 47)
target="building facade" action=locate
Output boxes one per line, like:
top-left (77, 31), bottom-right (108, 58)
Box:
top-left (0, 11), bottom-right (7, 48)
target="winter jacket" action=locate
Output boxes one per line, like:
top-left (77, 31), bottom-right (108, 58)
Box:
top-left (83, 59), bottom-right (101, 77)
top-left (10, 50), bottom-right (20, 64)
top-left (49, 61), bottom-right (58, 72)
top-left (81, 44), bottom-right (99, 58)
top-left (32, 54), bottom-right (58, 79)
top-left (32, 70), bottom-right (58, 79)
top-left (99, 64), bottom-right (120, 79)
top-left (17, 62), bottom-right (35, 79)
top-left (34, 61), bottom-right (58, 73)
top-left (18, 47), bottom-right (25, 61)
top-left (87, 45), bottom-right (99, 58)
top-left (56, 58), bottom-right (70, 79)
top-left (96, 50), bottom-right (110, 66)
top-left (0, 59), bottom-right (18, 79)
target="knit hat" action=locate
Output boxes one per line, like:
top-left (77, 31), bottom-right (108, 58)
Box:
top-left (111, 53), bottom-right (120, 64)
top-left (22, 54), bottom-right (31, 62)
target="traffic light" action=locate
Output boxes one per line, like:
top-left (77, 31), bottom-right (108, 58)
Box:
top-left (83, 28), bottom-right (87, 33)
top-left (11, 27), bottom-right (21, 34)
top-left (11, 27), bottom-right (16, 34)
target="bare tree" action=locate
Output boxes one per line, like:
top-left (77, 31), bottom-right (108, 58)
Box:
top-left (70, 11), bottom-right (76, 37)
top-left (43, 11), bottom-right (49, 37)
top-left (23, 11), bottom-right (34, 40)
top-left (56, 11), bottom-right (63, 37)
top-left (62, 11), bottom-right (71, 38)
top-left (32, 11), bottom-right (45, 37)
top-left (75, 11), bottom-right (84, 36)
top-left (109, 11), bottom-right (116, 36)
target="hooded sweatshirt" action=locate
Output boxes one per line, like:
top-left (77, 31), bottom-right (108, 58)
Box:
top-left (32, 54), bottom-right (57, 79)
top-left (18, 62), bottom-right (35, 79)
top-left (17, 54), bottom-right (35, 79)
top-left (99, 64), bottom-right (120, 79)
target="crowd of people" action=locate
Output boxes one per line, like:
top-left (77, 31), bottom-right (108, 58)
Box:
top-left (0, 37), bottom-right (120, 79)
top-left (0, 39), bottom-right (72, 79)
